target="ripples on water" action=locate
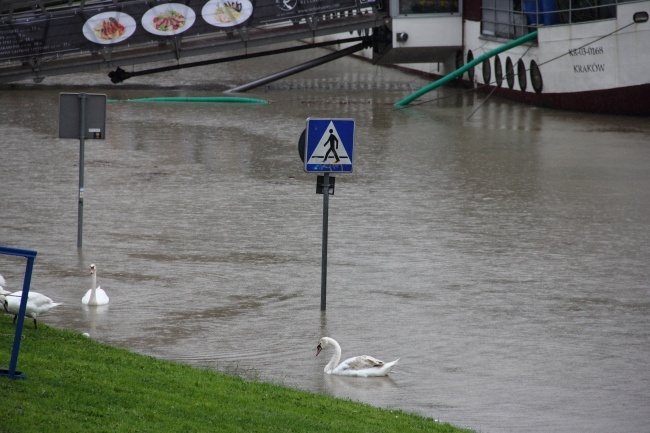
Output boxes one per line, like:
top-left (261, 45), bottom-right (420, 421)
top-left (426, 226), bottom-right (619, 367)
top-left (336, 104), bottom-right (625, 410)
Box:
top-left (1, 49), bottom-right (650, 433)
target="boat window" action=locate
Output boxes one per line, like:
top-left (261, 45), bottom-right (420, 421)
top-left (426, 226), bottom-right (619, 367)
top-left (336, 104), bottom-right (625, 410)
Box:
top-left (505, 57), bottom-right (515, 89)
top-left (467, 50), bottom-right (475, 83)
top-left (482, 58), bottom-right (491, 85)
top-left (517, 58), bottom-right (527, 91)
top-left (494, 55), bottom-right (503, 87)
top-left (530, 60), bottom-right (543, 93)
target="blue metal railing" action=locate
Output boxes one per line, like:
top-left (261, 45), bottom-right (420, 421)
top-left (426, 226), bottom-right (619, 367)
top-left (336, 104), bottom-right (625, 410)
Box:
top-left (0, 245), bottom-right (38, 380)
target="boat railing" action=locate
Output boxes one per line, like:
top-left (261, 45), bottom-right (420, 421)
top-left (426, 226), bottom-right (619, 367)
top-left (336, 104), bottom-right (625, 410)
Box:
top-left (481, 0), bottom-right (632, 38)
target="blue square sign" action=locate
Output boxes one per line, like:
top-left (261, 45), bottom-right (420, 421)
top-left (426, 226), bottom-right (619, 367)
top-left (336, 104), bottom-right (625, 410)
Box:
top-left (304, 118), bottom-right (354, 173)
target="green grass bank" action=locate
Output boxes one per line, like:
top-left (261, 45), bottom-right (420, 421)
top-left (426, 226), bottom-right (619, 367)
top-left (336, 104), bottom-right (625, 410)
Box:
top-left (1, 316), bottom-right (472, 433)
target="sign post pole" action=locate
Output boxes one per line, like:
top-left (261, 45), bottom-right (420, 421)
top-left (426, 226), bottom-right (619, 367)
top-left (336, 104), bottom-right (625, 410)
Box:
top-left (59, 92), bottom-right (105, 249)
top-left (77, 93), bottom-right (87, 248)
top-left (320, 173), bottom-right (330, 311)
top-left (303, 118), bottom-right (354, 311)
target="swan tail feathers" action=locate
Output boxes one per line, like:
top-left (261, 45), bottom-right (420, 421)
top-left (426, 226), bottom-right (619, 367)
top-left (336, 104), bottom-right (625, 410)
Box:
top-left (383, 358), bottom-right (400, 373)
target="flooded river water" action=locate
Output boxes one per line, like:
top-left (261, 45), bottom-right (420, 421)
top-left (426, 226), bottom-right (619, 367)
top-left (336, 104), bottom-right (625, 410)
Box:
top-left (1, 49), bottom-right (649, 433)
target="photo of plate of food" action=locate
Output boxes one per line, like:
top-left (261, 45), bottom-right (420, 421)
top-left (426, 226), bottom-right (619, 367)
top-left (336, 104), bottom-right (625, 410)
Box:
top-left (83, 12), bottom-right (137, 44)
top-left (142, 3), bottom-right (196, 36)
top-left (202, 0), bottom-right (253, 27)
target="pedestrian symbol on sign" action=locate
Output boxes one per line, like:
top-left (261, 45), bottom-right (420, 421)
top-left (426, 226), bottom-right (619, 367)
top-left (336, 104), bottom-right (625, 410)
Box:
top-left (323, 129), bottom-right (341, 163)
top-left (304, 118), bottom-right (354, 173)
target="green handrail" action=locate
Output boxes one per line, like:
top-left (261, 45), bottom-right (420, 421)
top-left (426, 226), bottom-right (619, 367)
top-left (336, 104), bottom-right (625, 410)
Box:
top-left (394, 31), bottom-right (538, 107)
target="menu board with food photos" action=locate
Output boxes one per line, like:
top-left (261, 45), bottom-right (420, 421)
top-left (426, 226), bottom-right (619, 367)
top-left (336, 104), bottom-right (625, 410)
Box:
top-left (0, 0), bottom-right (367, 62)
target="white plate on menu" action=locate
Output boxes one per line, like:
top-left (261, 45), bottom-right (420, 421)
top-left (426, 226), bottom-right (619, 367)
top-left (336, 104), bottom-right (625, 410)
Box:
top-left (142, 3), bottom-right (196, 36)
top-left (202, 0), bottom-right (253, 27)
top-left (83, 12), bottom-right (136, 44)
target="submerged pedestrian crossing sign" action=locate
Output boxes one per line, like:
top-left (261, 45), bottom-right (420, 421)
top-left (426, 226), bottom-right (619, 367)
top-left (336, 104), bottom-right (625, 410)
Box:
top-left (304, 118), bottom-right (354, 173)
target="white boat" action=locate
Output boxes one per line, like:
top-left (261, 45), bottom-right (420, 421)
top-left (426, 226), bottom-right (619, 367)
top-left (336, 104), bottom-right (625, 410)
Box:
top-left (1, 0), bottom-right (647, 115)
top-left (376, 0), bottom-right (650, 115)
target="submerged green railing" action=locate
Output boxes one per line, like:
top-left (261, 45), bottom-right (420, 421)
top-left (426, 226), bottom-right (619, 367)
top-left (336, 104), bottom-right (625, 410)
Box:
top-left (119, 97), bottom-right (270, 104)
top-left (394, 30), bottom-right (538, 108)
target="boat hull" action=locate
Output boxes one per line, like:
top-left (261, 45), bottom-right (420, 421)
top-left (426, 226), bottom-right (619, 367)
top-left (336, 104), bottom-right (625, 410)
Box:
top-left (463, 1), bottom-right (650, 115)
top-left (384, 0), bottom-right (650, 115)
top-left (475, 82), bottom-right (650, 116)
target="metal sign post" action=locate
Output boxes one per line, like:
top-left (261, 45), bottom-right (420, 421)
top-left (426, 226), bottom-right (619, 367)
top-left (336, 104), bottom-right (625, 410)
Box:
top-left (77, 94), bottom-right (86, 248)
top-left (59, 93), bottom-right (106, 248)
top-left (319, 173), bottom-right (332, 311)
top-left (301, 118), bottom-right (355, 311)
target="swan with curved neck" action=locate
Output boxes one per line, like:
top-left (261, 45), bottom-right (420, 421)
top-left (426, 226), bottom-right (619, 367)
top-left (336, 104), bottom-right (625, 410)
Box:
top-left (82, 264), bottom-right (109, 306)
top-left (316, 337), bottom-right (399, 377)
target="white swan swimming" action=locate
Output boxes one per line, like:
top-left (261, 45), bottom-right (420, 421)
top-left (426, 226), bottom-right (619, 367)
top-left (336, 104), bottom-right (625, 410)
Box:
top-left (3, 291), bottom-right (62, 329)
top-left (316, 337), bottom-right (400, 377)
top-left (82, 263), bottom-right (109, 306)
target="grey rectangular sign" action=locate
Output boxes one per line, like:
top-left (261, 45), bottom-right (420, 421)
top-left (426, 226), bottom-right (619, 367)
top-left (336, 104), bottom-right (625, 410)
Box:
top-left (59, 93), bottom-right (106, 139)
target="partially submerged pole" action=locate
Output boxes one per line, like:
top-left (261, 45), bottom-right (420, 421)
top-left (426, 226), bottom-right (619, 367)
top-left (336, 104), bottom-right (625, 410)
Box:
top-left (109, 37), bottom-right (369, 84)
top-left (77, 93), bottom-right (86, 248)
top-left (226, 41), bottom-right (371, 94)
top-left (320, 173), bottom-right (330, 311)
